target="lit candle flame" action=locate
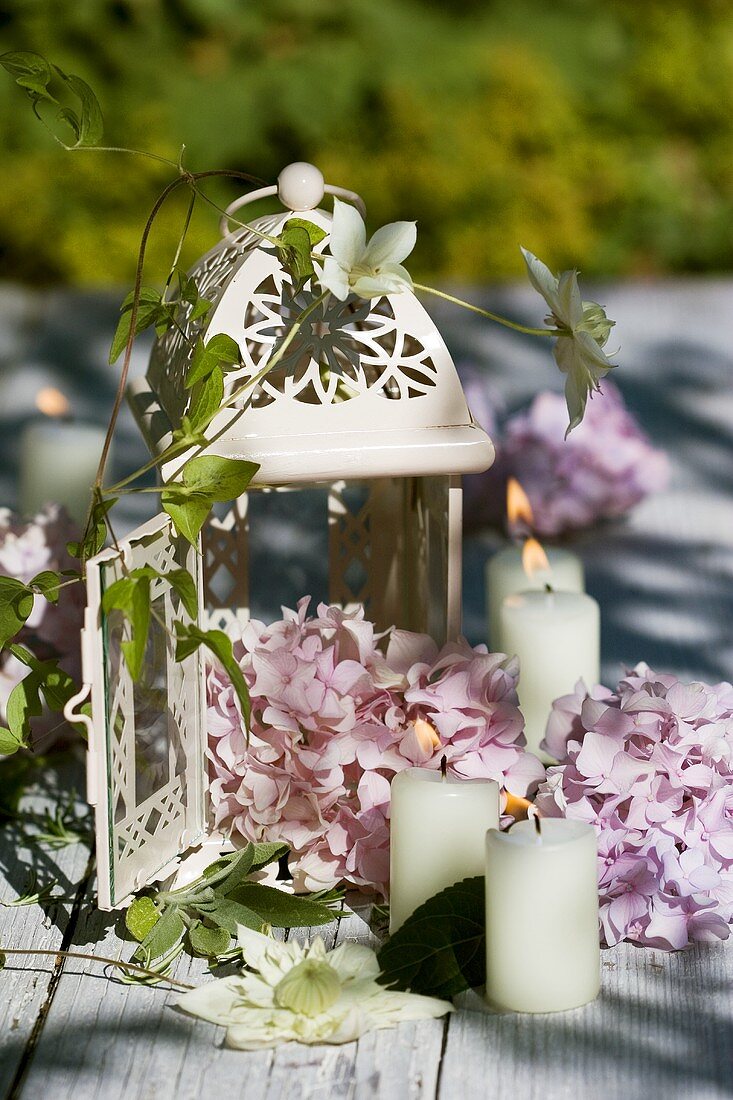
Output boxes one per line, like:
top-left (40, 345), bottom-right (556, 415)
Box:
top-left (503, 791), bottom-right (533, 820)
top-left (35, 387), bottom-right (71, 419)
top-left (413, 717), bottom-right (441, 755)
top-left (507, 477), bottom-right (534, 530)
top-left (522, 536), bottom-right (551, 580)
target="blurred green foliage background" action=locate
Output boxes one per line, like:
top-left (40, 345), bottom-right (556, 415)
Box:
top-left (2, 0), bottom-right (733, 286)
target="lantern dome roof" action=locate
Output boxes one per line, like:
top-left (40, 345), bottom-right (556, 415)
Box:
top-left (130, 164), bottom-right (494, 485)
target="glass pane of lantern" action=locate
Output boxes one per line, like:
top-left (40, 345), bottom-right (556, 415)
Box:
top-left (85, 514), bottom-right (206, 909)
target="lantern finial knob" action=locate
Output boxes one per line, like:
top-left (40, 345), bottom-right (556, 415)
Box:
top-left (278, 162), bottom-right (325, 211)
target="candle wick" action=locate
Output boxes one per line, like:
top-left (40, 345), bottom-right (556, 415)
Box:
top-left (544, 583), bottom-right (554, 594)
top-left (440, 755), bottom-right (447, 780)
top-left (534, 813), bottom-right (542, 838)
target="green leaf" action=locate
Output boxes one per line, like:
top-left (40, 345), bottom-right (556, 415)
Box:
top-left (132, 566), bottom-right (198, 621)
top-left (286, 218), bottom-right (328, 247)
top-left (162, 457), bottom-right (258, 547)
top-left (277, 225), bottom-right (315, 288)
top-left (52, 67), bottom-right (104, 147)
top-left (377, 876), bottom-right (485, 999)
top-left (109, 287), bottom-right (170, 364)
top-left (199, 898), bottom-right (264, 935)
top-left (174, 624), bottom-right (250, 727)
top-left (101, 574), bottom-right (151, 681)
top-left (188, 922), bottom-right (232, 958)
top-left (201, 844), bottom-right (255, 891)
top-left (36, 662), bottom-right (79, 713)
top-left (30, 570), bottom-right (63, 605)
top-left (225, 883), bottom-right (336, 928)
top-left (0, 51), bottom-right (57, 105)
top-left (176, 270), bottom-right (214, 324)
top-left (187, 366), bottom-right (224, 432)
top-left (67, 497), bottom-right (116, 561)
top-left (176, 456), bottom-right (259, 503)
top-left (0, 578), bottom-right (34, 650)
top-left (0, 727), bottom-right (24, 756)
top-left (126, 896), bottom-right (160, 942)
top-left (161, 496), bottom-right (211, 548)
top-left (133, 904), bottom-right (185, 962)
top-left (185, 334), bottom-right (241, 388)
top-left (5, 672), bottom-right (42, 748)
top-left (249, 842), bottom-right (290, 875)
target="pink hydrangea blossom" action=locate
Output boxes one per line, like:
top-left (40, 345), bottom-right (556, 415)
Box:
top-left (536, 664), bottom-right (733, 949)
top-left (463, 380), bottom-right (669, 535)
top-left (0, 504), bottom-right (84, 746)
top-left (207, 597), bottom-right (544, 898)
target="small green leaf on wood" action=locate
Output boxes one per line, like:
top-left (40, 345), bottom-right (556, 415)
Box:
top-left (377, 876), bottom-right (485, 999)
top-left (188, 922), bottom-right (232, 958)
top-left (199, 898), bottom-right (264, 935)
top-left (126, 896), bottom-right (161, 942)
top-left (133, 904), bottom-right (186, 963)
top-left (226, 883), bottom-right (336, 928)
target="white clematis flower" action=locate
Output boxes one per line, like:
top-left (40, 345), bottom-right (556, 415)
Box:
top-left (318, 198), bottom-right (417, 301)
top-left (177, 926), bottom-right (452, 1050)
top-left (521, 247), bottom-right (617, 435)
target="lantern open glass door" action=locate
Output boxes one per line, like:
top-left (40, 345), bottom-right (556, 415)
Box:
top-left (70, 164), bottom-right (495, 909)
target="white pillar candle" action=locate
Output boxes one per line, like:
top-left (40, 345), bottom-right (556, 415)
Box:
top-left (390, 767), bottom-right (499, 934)
top-left (485, 818), bottom-right (600, 1013)
top-left (486, 545), bottom-right (584, 649)
top-left (499, 588), bottom-right (599, 763)
top-left (19, 420), bottom-right (105, 526)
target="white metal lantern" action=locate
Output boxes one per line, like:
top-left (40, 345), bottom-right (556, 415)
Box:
top-left (67, 163), bottom-right (495, 909)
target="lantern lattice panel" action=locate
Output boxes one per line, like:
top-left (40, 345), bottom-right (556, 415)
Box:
top-left (201, 497), bottom-right (250, 631)
top-left (242, 278), bottom-right (438, 407)
top-left (328, 481), bottom-right (372, 613)
top-left (86, 517), bottom-right (206, 908)
top-left (148, 215), bottom-right (285, 425)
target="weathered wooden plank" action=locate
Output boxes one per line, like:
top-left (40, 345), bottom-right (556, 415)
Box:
top-left (442, 940), bottom-right (733, 1100)
top-left (0, 761), bottom-right (91, 1098)
top-left (18, 886), bottom-right (449, 1100)
top-left (14, 887), bottom-right (273, 1100)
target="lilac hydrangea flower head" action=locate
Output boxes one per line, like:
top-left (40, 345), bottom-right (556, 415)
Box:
top-left (536, 665), bottom-right (733, 950)
top-left (0, 504), bottom-right (84, 745)
top-left (207, 597), bottom-right (544, 898)
top-left (459, 375), bottom-right (669, 536)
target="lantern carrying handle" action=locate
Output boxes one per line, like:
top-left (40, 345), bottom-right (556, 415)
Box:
top-left (219, 163), bottom-right (366, 238)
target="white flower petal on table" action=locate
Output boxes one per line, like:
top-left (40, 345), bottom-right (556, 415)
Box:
top-left (328, 941), bottom-right (381, 983)
top-left (363, 220), bottom-right (417, 268)
top-left (178, 930), bottom-right (453, 1050)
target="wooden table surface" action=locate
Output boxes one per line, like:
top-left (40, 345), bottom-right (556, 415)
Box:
top-left (1, 281), bottom-right (733, 1097)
